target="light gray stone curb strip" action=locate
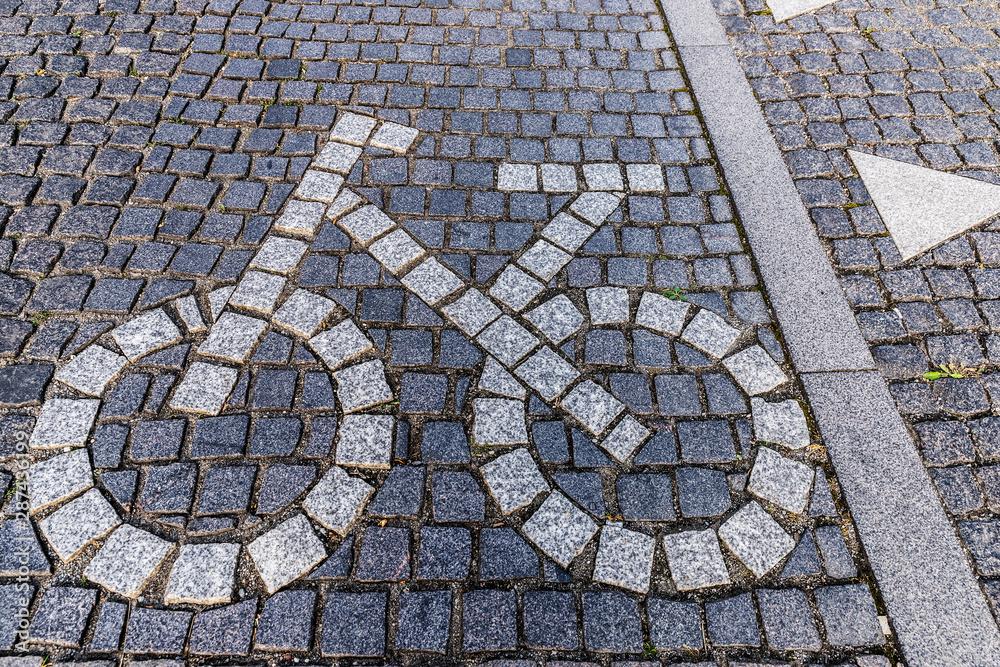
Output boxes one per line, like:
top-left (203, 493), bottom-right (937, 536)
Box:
top-left (661, 0), bottom-right (1000, 664)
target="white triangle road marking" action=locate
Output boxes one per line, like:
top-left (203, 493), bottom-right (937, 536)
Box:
top-left (849, 150), bottom-right (1000, 262)
top-left (766, 0), bottom-right (837, 22)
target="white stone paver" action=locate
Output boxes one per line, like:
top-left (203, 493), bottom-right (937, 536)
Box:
top-left (314, 141), bottom-right (362, 173)
top-left (561, 381), bottom-right (624, 435)
top-left (542, 212), bottom-right (595, 252)
top-left (681, 309), bottom-right (741, 358)
top-left (525, 295), bottom-right (584, 343)
top-left (443, 289), bottom-right (502, 336)
top-left (477, 316), bottom-right (539, 367)
top-left (38, 488), bottom-right (120, 561)
top-left (368, 229), bottom-right (425, 274)
top-left (514, 346), bottom-right (579, 400)
top-left (326, 189), bottom-right (363, 221)
top-left (54, 345), bottom-right (127, 396)
top-left (29, 399), bottom-right (99, 449)
top-left (593, 523), bottom-right (655, 593)
top-left (370, 122), bottom-right (419, 152)
top-left (570, 191), bottom-right (622, 225)
top-left (636, 291), bottom-right (690, 336)
top-left (751, 398), bottom-right (811, 449)
top-left (112, 309), bottom-right (181, 361)
top-left (249, 236), bottom-right (308, 274)
top-left (208, 286), bottom-right (233, 321)
top-left (229, 271), bottom-right (285, 315)
top-left (84, 524), bottom-right (172, 598)
top-left (334, 360), bottom-right (393, 412)
top-left (309, 319), bottom-right (373, 369)
top-left (338, 205), bottom-right (395, 244)
top-left (748, 447), bottom-right (815, 514)
top-left (587, 287), bottom-right (629, 324)
top-left (198, 312), bottom-right (267, 363)
top-left (723, 346), bottom-right (789, 395)
top-left (273, 289), bottom-right (337, 338)
top-left (247, 514), bottom-right (327, 594)
top-left (175, 295), bottom-right (206, 333)
top-left (329, 112), bottom-right (377, 145)
top-left (540, 163), bottom-right (577, 192)
top-left (517, 240), bottom-right (571, 282)
top-left (478, 356), bottom-right (526, 399)
top-left (296, 169), bottom-right (344, 203)
top-left (482, 448), bottom-right (549, 514)
top-left (474, 398), bottom-right (529, 445)
top-left (489, 266), bottom-right (545, 311)
top-left (336, 415), bottom-right (394, 468)
top-left (498, 163), bottom-right (538, 191)
top-left (522, 492), bottom-right (598, 567)
top-left (168, 362), bottom-right (239, 415)
top-left (583, 163), bottom-right (625, 191)
top-left (599, 415), bottom-right (650, 462)
top-left (662, 529), bottom-right (731, 591)
top-left (718, 502), bottom-right (795, 577)
top-left (164, 543), bottom-right (239, 605)
top-left (275, 199), bottom-right (327, 236)
top-left (304, 467), bottom-right (374, 535)
top-left (402, 258), bottom-right (463, 305)
top-left (29, 449), bottom-right (92, 512)
top-left (626, 164), bottom-right (665, 191)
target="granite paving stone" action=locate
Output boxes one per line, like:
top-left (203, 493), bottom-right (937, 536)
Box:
top-left (309, 318), bottom-right (374, 369)
top-left (111, 309), bottom-right (182, 361)
top-left (587, 286), bottom-right (630, 324)
top-left (514, 346), bottom-right (579, 400)
top-left (680, 309), bottom-right (740, 358)
top-left (748, 446), bottom-right (815, 514)
top-left (168, 362), bottom-right (238, 415)
top-left (722, 346), bottom-right (789, 395)
top-left (29, 398), bottom-right (99, 449)
top-left (333, 361), bottom-right (393, 412)
top-left (27, 587), bottom-right (95, 647)
top-left (592, 523), bottom-right (655, 592)
top-left (335, 414), bottom-right (394, 467)
top-left (304, 465), bottom-right (375, 533)
top-left (247, 514), bottom-right (326, 594)
top-left (522, 491), bottom-right (598, 567)
top-left (479, 356), bottom-right (527, 399)
top-left (254, 590), bottom-right (315, 652)
top-left (751, 397), bottom-right (810, 449)
top-left (84, 524), bottom-right (172, 598)
top-left (474, 398), bottom-right (529, 445)
top-left (38, 488), bottom-right (119, 561)
top-left (54, 345), bottom-right (127, 396)
top-left (719, 502), bottom-right (796, 578)
top-left (228, 270), bottom-right (285, 315)
top-left (163, 543), bottom-right (239, 605)
top-left (396, 590), bottom-right (450, 652)
top-left (28, 448), bottom-right (92, 513)
top-left (648, 598), bottom-right (704, 651)
top-left (187, 599), bottom-right (256, 656)
top-left (482, 448), bottom-right (549, 513)
top-left (198, 312), bottom-right (267, 363)
top-left (662, 529), bottom-right (731, 591)
top-left (320, 592), bottom-right (386, 657)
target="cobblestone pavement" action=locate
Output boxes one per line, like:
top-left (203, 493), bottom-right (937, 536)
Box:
top-left (716, 0), bottom-right (1000, 626)
top-left (0, 0), bottom-right (904, 663)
